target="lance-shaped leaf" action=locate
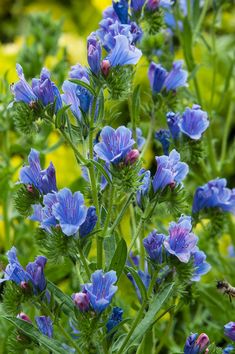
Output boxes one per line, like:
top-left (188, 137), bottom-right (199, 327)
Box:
top-left (109, 238), bottom-right (127, 280)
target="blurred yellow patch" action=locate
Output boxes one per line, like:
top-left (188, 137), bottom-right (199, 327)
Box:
top-left (92, 0), bottom-right (110, 11)
top-left (59, 34), bottom-right (87, 66)
top-left (218, 234), bottom-right (231, 256)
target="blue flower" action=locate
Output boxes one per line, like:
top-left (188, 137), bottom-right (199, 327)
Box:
top-left (148, 62), bottom-right (167, 94)
top-left (146, 0), bottom-right (173, 11)
top-left (79, 206), bottom-right (97, 238)
top-left (164, 60), bottom-right (188, 91)
top-left (25, 256), bottom-right (47, 293)
top-left (136, 127), bottom-right (145, 150)
top-left (87, 32), bottom-right (102, 75)
top-left (130, 22), bottom-right (143, 43)
top-left (152, 149), bottom-right (188, 192)
top-left (130, 0), bottom-right (146, 13)
top-left (94, 126), bottom-right (135, 164)
top-left (225, 322), bottom-right (235, 341)
top-left (223, 344), bottom-right (234, 354)
top-left (69, 63), bottom-right (89, 81)
top-left (136, 169), bottom-right (151, 208)
top-left (106, 307), bottom-right (123, 333)
top-left (52, 188), bottom-right (87, 236)
top-left (35, 316), bottom-right (53, 338)
top-left (106, 35), bottom-right (142, 66)
top-left (32, 67), bottom-right (62, 112)
top-left (179, 105), bottom-right (209, 140)
top-left (62, 81), bottom-right (83, 121)
top-left (167, 112), bottom-right (181, 139)
top-left (0, 247), bottom-right (47, 294)
top-left (11, 64), bottom-right (37, 104)
top-left (155, 129), bottom-right (171, 155)
top-left (164, 216), bottom-right (198, 263)
top-left (143, 230), bottom-right (165, 263)
top-left (192, 178), bottom-right (235, 215)
top-left (184, 333), bottom-right (199, 354)
top-left (191, 248), bottom-right (211, 281)
top-left (83, 270), bottom-right (118, 313)
top-left (30, 193), bottom-right (58, 232)
top-left (113, 0), bottom-right (129, 23)
top-left (20, 149), bottom-right (57, 195)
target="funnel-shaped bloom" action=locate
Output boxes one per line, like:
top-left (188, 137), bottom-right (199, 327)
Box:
top-left (106, 35), bottom-right (142, 66)
top-left (179, 105), bottom-right (209, 140)
top-left (83, 270), bottom-right (118, 313)
top-left (143, 230), bottom-right (165, 263)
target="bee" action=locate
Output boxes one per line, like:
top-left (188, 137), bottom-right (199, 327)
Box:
top-left (216, 280), bottom-right (235, 302)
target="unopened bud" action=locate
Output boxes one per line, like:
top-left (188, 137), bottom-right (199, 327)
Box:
top-left (169, 182), bottom-right (176, 190)
top-left (101, 60), bottom-right (111, 77)
top-left (27, 185), bottom-right (34, 193)
top-left (17, 312), bottom-right (32, 323)
top-left (125, 149), bottom-right (139, 165)
top-left (196, 333), bottom-right (209, 351)
top-left (72, 292), bottom-right (90, 312)
top-left (20, 281), bottom-right (29, 290)
top-left (146, 0), bottom-right (160, 11)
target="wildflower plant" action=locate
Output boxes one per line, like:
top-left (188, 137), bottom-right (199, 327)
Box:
top-left (0, 0), bottom-right (235, 353)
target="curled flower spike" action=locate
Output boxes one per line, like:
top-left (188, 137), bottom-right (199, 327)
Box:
top-left (83, 270), bottom-right (118, 313)
top-left (106, 307), bottom-right (123, 333)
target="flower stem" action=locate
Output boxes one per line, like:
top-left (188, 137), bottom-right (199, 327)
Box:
top-left (140, 109), bottom-right (155, 159)
top-left (110, 192), bottom-right (134, 234)
top-left (57, 322), bottom-right (83, 354)
top-left (59, 128), bottom-right (87, 165)
top-left (77, 244), bottom-right (91, 279)
top-left (220, 102), bottom-right (233, 169)
top-left (128, 217), bottom-right (144, 254)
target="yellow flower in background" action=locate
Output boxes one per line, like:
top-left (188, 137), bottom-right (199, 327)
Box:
top-left (92, 0), bottom-right (110, 11)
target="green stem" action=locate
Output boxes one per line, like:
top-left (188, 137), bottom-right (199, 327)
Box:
top-left (59, 128), bottom-right (87, 165)
top-left (78, 245), bottom-right (91, 279)
top-left (109, 193), bottom-right (134, 234)
top-left (102, 184), bottom-right (115, 237)
top-left (57, 322), bottom-right (83, 354)
top-left (128, 217), bottom-right (144, 253)
top-left (220, 102), bottom-right (233, 169)
top-left (3, 130), bottom-right (10, 250)
top-left (117, 300), bottom-right (147, 354)
top-left (140, 109), bottom-right (155, 159)
top-left (192, 0), bottom-right (210, 43)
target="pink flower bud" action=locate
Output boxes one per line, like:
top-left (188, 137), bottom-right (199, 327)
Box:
top-left (101, 60), bottom-right (111, 77)
top-left (196, 333), bottom-right (209, 351)
top-left (125, 149), bottom-right (140, 165)
top-left (27, 185), bottom-right (34, 193)
top-left (17, 312), bottom-right (32, 323)
top-left (72, 292), bottom-right (90, 312)
top-left (20, 281), bottom-right (29, 290)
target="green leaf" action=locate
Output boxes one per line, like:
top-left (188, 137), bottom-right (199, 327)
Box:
top-left (87, 159), bottom-right (112, 186)
top-left (127, 283), bottom-right (174, 349)
top-left (109, 238), bottom-right (127, 279)
top-left (131, 85), bottom-right (141, 126)
top-left (1, 316), bottom-right (64, 353)
top-left (104, 235), bottom-right (116, 267)
top-left (124, 266), bottom-right (147, 302)
top-left (182, 18), bottom-right (195, 71)
top-left (55, 104), bottom-right (70, 128)
top-left (69, 79), bottom-right (96, 96)
top-left (47, 281), bottom-right (74, 314)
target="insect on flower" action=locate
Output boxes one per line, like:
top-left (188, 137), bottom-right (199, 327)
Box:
top-left (216, 280), bottom-right (235, 302)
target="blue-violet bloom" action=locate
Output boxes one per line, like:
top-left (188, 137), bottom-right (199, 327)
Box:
top-left (106, 35), bottom-right (142, 66)
top-left (106, 307), bottom-right (123, 333)
top-left (164, 60), bottom-right (188, 91)
top-left (136, 169), bottom-right (151, 208)
top-left (79, 206), bottom-right (97, 238)
top-left (143, 230), bottom-right (165, 263)
top-left (83, 270), bottom-right (118, 313)
top-left (113, 0), bottom-right (129, 23)
top-left (191, 248), bottom-right (211, 281)
top-left (87, 32), bottom-right (102, 75)
top-left (130, 0), bottom-right (146, 13)
top-left (35, 316), bottom-right (53, 338)
top-left (225, 322), bottom-right (235, 342)
top-left (152, 149), bottom-right (189, 192)
top-left (11, 64), bottom-right (37, 104)
top-left (167, 112), bottom-right (181, 139)
top-left (148, 62), bottom-right (167, 94)
top-left (20, 149), bottom-right (57, 195)
top-left (179, 105), bottom-right (209, 140)
top-left (94, 125), bottom-right (135, 164)
top-left (223, 344), bottom-right (234, 354)
top-left (164, 216), bottom-right (198, 263)
top-left (155, 129), bottom-right (171, 155)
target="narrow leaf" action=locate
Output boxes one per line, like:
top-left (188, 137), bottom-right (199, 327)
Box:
top-left (124, 266), bottom-right (147, 302)
top-left (47, 281), bottom-right (74, 314)
top-left (2, 316), bottom-right (64, 354)
top-left (87, 159), bottom-right (112, 186)
top-left (69, 79), bottom-right (96, 96)
top-left (109, 238), bottom-right (127, 279)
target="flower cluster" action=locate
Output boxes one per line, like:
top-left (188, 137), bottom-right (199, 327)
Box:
top-left (184, 333), bottom-right (210, 354)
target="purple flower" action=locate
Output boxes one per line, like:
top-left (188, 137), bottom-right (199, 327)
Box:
top-left (79, 206), bottom-right (97, 238)
top-left (143, 230), bottom-right (165, 263)
top-left (69, 63), bottom-right (89, 81)
top-left (30, 193), bottom-right (58, 232)
top-left (0, 247), bottom-right (47, 294)
top-left (164, 216), bottom-right (198, 263)
top-left (113, 0), bottom-right (129, 23)
top-left (164, 60), bottom-right (188, 91)
top-left (167, 112), bottom-right (181, 139)
top-left (87, 32), bottom-right (102, 75)
top-left (106, 307), bottom-right (123, 332)
top-left (152, 149), bottom-right (189, 192)
top-left (136, 169), bottom-right (151, 208)
top-left (179, 105), bottom-right (209, 140)
top-left (191, 249), bottom-right (211, 281)
top-left (32, 68), bottom-right (62, 112)
top-left (136, 127), bottom-right (145, 150)
top-left (26, 256), bottom-right (47, 293)
top-left (35, 316), bottom-right (53, 338)
top-left (83, 270), bottom-right (118, 313)
top-left (11, 64), bottom-right (37, 104)
top-left (19, 149), bottom-right (57, 195)
top-left (125, 149), bottom-right (140, 165)
top-left (155, 129), bottom-right (171, 155)
top-left (62, 81), bottom-right (82, 121)
top-left (106, 35), bottom-right (142, 66)
top-left (192, 178), bottom-right (235, 215)
top-left (225, 322), bottom-right (235, 341)
top-left (72, 292), bottom-right (90, 312)
top-left (94, 126), bottom-right (135, 164)
top-left (148, 62), bottom-right (167, 94)
top-left (146, 0), bottom-right (173, 11)
top-left (52, 188), bottom-right (87, 236)
top-left (184, 332), bottom-right (209, 354)
top-left (131, 0), bottom-right (146, 13)
top-left (130, 22), bottom-right (143, 43)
